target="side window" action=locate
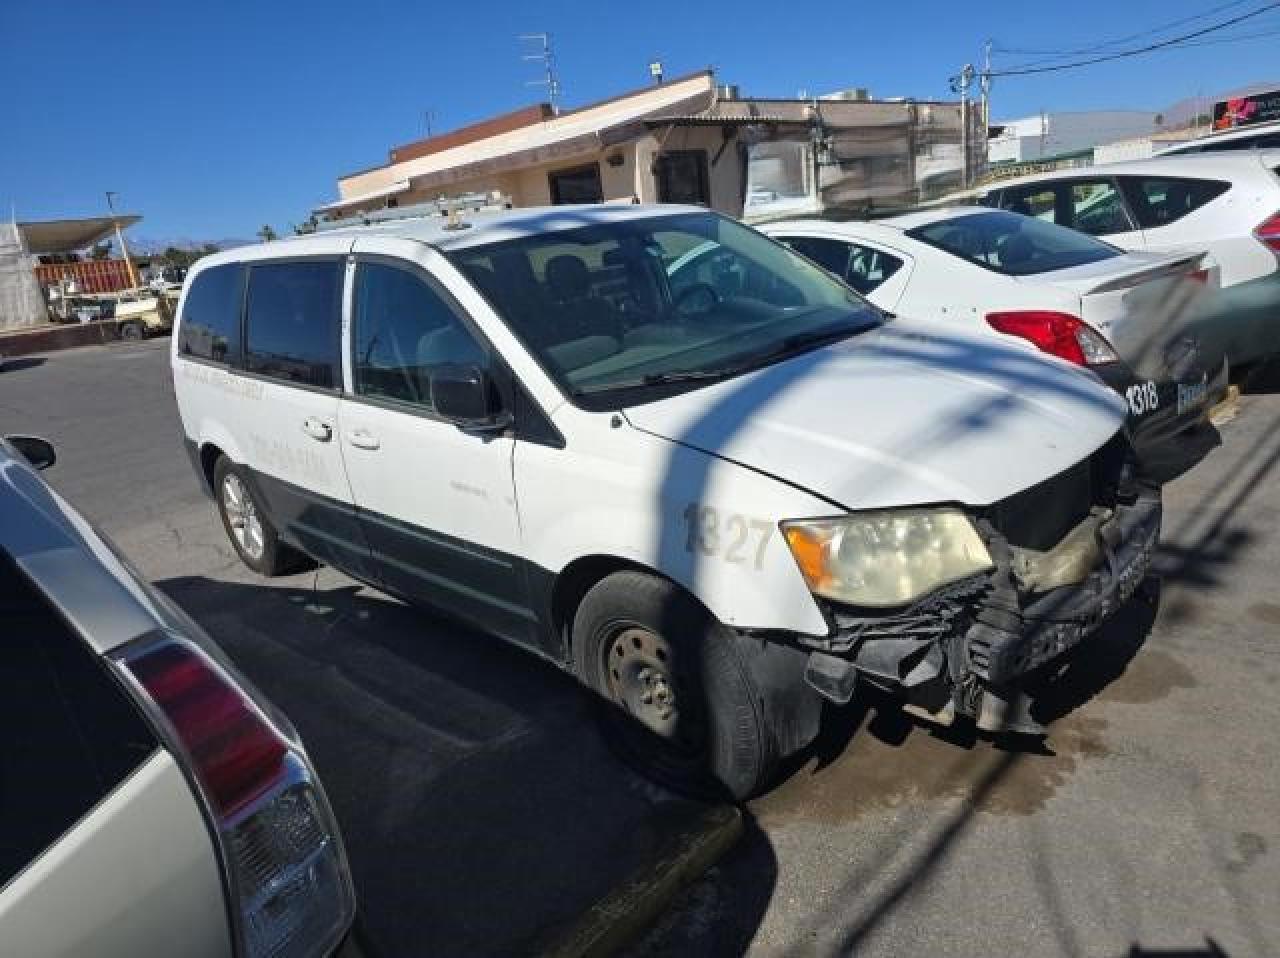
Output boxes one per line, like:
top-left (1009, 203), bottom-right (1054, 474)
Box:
top-left (1068, 180), bottom-right (1133, 235)
top-left (244, 260), bottom-right (343, 389)
top-left (1118, 177), bottom-right (1231, 229)
top-left (352, 262), bottom-right (487, 410)
top-left (780, 236), bottom-right (852, 279)
top-left (177, 263), bottom-right (243, 363)
top-left (1000, 186), bottom-right (1061, 224)
top-left (845, 244), bottom-right (904, 296)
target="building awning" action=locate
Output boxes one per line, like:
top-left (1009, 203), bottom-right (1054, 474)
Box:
top-left (17, 215), bottom-right (141, 254)
top-left (314, 180), bottom-right (412, 214)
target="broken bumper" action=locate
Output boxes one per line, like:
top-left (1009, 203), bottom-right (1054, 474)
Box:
top-left (800, 492), bottom-right (1162, 714)
top-left (967, 494), bottom-right (1161, 685)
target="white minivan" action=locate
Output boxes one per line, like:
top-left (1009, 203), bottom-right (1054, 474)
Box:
top-left (172, 204), bottom-right (1157, 798)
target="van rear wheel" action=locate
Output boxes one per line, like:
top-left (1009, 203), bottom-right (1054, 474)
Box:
top-left (213, 456), bottom-right (312, 576)
top-left (572, 570), bottom-right (779, 800)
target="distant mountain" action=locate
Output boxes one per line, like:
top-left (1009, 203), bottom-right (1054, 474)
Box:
top-left (1160, 80), bottom-right (1280, 127)
top-left (121, 236), bottom-right (253, 255)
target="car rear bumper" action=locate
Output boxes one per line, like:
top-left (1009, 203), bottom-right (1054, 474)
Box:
top-left (1093, 357), bottom-right (1228, 477)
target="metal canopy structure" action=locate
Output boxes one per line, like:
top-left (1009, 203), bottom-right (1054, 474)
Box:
top-left (17, 215), bottom-right (141, 255)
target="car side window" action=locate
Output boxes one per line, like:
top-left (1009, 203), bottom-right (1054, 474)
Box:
top-left (1000, 186), bottom-right (1061, 224)
top-left (1068, 180), bottom-right (1134, 235)
top-left (779, 236), bottom-right (852, 280)
top-left (352, 262), bottom-right (488, 410)
top-left (244, 260), bottom-right (342, 388)
top-left (177, 263), bottom-right (243, 364)
top-left (844, 244), bottom-right (904, 295)
top-left (1118, 176), bottom-right (1232, 229)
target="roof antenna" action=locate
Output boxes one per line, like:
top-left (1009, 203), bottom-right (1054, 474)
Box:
top-left (520, 33), bottom-right (561, 115)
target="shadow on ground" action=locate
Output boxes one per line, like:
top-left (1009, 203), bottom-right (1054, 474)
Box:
top-left (159, 573), bottom-right (775, 957)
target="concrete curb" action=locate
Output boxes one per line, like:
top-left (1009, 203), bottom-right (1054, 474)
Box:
top-left (534, 802), bottom-right (742, 958)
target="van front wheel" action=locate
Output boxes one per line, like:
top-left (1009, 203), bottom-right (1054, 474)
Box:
top-left (572, 571), bottom-right (778, 800)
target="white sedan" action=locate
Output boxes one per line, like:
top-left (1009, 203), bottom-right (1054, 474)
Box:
top-left (972, 151), bottom-right (1280, 368)
top-left (758, 208), bottom-right (1227, 472)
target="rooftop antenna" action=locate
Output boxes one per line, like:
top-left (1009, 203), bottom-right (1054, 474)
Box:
top-left (520, 33), bottom-right (561, 114)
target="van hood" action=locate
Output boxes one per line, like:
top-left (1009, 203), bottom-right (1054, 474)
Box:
top-left (623, 319), bottom-right (1128, 510)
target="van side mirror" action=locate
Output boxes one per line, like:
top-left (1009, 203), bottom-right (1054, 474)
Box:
top-left (5, 435), bottom-right (57, 470)
top-left (430, 365), bottom-right (509, 431)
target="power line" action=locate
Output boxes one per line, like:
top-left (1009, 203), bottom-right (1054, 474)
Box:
top-left (992, 0), bottom-right (1257, 58)
top-left (985, 2), bottom-right (1280, 77)
top-left (1157, 22), bottom-right (1280, 47)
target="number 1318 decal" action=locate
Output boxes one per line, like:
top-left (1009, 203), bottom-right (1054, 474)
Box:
top-left (1125, 381), bottom-right (1159, 416)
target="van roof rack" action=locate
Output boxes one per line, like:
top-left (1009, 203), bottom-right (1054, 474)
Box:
top-left (316, 192), bottom-right (514, 232)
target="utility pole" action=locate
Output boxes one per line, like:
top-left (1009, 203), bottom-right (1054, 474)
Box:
top-left (105, 191), bottom-right (138, 289)
top-left (520, 33), bottom-right (561, 114)
top-left (980, 40), bottom-right (992, 133)
top-left (951, 63), bottom-right (976, 188)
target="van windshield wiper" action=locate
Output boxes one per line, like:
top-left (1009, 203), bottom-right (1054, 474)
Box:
top-left (572, 368), bottom-right (736, 396)
top-left (727, 320), bottom-right (878, 370)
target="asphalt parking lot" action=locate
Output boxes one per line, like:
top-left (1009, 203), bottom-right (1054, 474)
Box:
top-left (3, 340), bottom-right (1279, 958)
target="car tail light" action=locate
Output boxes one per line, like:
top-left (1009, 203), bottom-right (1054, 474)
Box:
top-left (986, 310), bottom-right (1118, 366)
top-left (1187, 268), bottom-right (1211, 284)
top-left (113, 632), bottom-right (354, 958)
top-left (1255, 212), bottom-right (1280, 254)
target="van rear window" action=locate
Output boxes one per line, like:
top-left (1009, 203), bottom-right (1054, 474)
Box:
top-left (906, 210), bottom-right (1119, 276)
top-left (177, 263), bottom-right (243, 364)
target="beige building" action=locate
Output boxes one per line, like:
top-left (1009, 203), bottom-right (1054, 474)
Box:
top-left (318, 72), bottom-right (739, 219)
top-left (315, 72), bottom-right (973, 224)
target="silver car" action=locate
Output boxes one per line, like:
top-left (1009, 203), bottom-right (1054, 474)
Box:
top-left (0, 435), bottom-right (355, 957)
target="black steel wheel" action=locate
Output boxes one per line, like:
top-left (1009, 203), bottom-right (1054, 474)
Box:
top-left (572, 570), bottom-right (779, 800)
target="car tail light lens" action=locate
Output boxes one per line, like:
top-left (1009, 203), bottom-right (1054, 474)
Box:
top-left (1255, 212), bottom-right (1280, 254)
top-left (986, 310), bottom-right (1118, 366)
top-left (113, 633), bottom-right (354, 958)
top-left (1187, 268), bottom-right (1211, 284)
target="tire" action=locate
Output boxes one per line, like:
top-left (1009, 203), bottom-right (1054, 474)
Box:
top-left (120, 321), bottom-right (145, 341)
top-left (213, 456), bottom-right (313, 576)
top-left (572, 570), bottom-right (779, 800)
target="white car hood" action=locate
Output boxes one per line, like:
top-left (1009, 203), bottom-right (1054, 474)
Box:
top-left (623, 319), bottom-right (1128, 510)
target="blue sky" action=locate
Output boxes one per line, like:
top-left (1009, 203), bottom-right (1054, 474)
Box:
top-left (4, 0), bottom-right (1278, 241)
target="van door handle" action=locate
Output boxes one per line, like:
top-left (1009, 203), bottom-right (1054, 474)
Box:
top-left (347, 429), bottom-right (380, 450)
top-left (302, 417), bottom-right (333, 442)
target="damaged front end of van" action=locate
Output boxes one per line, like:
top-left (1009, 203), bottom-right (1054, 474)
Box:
top-left (784, 433), bottom-right (1161, 735)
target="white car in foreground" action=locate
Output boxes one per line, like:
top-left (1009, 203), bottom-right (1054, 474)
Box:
top-left (172, 203), bottom-right (1154, 799)
top-left (973, 152), bottom-right (1280, 368)
top-left (759, 208), bottom-right (1226, 474)
top-left (0, 435), bottom-right (355, 958)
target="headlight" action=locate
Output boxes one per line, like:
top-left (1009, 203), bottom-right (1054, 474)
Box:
top-left (781, 508), bottom-right (994, 607)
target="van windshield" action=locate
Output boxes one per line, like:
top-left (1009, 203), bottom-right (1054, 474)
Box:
top-left (906, 209), bottom-right (1120, 276)
top-left (447, 212), bottom-right (880, 407)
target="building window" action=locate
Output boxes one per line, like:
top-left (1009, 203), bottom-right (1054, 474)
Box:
top-left (548, 164), bottom-right (604, 205)
top-left (655, 150), bottom-right (711, 206)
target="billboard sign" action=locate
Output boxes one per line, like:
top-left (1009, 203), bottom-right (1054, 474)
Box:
top-left (1213, 90), bottom-right (1280, 131)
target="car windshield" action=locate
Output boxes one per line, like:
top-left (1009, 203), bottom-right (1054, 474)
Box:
top-left (447, 212), bottom-right (880, 406)
top-left (906, 209), bottom-right (1120, 276)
